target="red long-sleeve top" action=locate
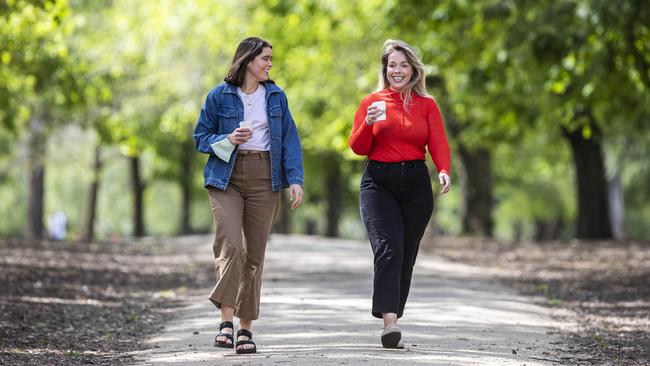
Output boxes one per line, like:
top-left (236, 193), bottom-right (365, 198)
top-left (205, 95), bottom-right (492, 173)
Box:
top-left (349, 89), bottom-right (451, 174)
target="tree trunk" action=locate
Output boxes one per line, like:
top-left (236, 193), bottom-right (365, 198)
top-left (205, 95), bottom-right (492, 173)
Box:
top-left (422, 218), bottom-right (436, 245)
top-left (562, 122), bottom-right (612, 239)
top-left (273, 190), bottom-right (291, 233)
top-left (608, 171), bottom-right (625, 240)
top-left (533, 218), bottom-right (564, 241)
top-left (426, 75), bottom-right (494, 237)
top-left (423, 164), bottom-right (443, 241)
top-left (304, 219), bottom-right (317, 235)
top-left (26, 117), bottom-right (46, 241)
top-left (130, 155), bottom-right (145, 237)
top-left (512, 221), bottom-right (523, 242)
top-left (325, 159), bottom-right (342, 237)
top-left (83, 145), bottom-right (102, 242)
top-left (179, 128), bottom-right (194, 234)
top-left (458, 146), bottom-right (494, 237)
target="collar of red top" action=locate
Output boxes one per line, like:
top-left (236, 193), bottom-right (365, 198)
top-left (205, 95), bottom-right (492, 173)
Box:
top-left (381, 88), bottom-right (417, 99)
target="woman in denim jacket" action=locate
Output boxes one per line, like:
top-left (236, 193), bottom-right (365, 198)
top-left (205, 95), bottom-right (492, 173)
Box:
top-left (194, 37), bottom-right (304, 354)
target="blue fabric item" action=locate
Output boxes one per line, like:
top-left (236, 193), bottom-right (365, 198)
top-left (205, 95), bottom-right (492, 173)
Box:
top-left (194, 81), bottom-right (304, 192)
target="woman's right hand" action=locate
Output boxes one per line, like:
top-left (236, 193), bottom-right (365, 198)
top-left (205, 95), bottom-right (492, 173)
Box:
top-left (365, 105), bottom-right (381, 125)
top-left (227, 127), bottom-right (253, 145)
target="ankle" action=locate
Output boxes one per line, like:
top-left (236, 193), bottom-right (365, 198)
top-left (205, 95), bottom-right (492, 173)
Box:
top-left (382, 313), bottom-right (398, 328)
top-left (219, 320), bottom-right (234, 333)
top-left (239, 320), bottom-right (253, 333)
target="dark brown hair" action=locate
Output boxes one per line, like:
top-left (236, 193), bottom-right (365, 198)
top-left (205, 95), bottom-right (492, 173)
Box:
top-left (224, 37), bottom-right (273, 86)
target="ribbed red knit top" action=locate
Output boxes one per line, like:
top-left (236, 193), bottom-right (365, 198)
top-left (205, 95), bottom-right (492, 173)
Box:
top-left (349, 89), bottom-right (451, 174)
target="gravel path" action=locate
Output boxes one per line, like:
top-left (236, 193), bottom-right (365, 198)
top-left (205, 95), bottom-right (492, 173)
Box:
top-left (132, 234), bottom-right (571, 365)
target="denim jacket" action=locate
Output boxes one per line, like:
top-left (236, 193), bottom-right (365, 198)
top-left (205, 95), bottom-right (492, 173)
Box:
top-left (194, 81), bottom-right (304, 192)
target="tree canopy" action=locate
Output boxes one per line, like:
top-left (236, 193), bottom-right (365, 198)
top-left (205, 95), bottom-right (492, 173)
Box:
top-left (1, 0), bottom-right (648, 240)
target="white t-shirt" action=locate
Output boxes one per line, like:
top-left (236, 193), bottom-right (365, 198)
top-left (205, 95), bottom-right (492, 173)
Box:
top-left (237, 85), bottom-right (270, 151)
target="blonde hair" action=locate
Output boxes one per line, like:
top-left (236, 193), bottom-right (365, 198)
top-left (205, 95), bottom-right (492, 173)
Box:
top-left (378, 39), bottom-right (432, 110)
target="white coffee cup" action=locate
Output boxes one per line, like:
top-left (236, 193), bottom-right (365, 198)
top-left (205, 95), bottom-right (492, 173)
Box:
top-left (239, 121), bottom-right (253, 130)
top-left (370, 101), bottom-right (386, 121)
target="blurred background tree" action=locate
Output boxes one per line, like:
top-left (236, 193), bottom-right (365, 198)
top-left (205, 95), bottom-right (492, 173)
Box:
top-left (1, 0), bottom-right (88, 240)
top-left (1, 0), bottom-right (648, 242)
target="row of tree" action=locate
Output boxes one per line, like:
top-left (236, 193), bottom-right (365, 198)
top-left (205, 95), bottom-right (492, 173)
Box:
top-left (393, 0), bottom-right (650, 239)
top-left (1, 0), bottom-right (649, 241)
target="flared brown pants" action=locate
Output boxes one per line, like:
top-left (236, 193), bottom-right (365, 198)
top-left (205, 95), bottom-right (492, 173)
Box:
top-left (207, 151), bottom-right (280, 320)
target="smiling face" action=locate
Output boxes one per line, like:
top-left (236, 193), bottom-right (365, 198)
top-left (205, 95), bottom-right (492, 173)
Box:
top-left (246, 46), bottom-right (273, 83)
top-left (385, 50), bottom-right (413, 92)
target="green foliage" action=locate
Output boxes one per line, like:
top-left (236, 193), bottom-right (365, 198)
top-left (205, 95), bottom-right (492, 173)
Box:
top-left (0, 0), bottom-right (648, 240)
top-left (245, 0), bottom-right (388, 156)
top-left (387, 0), bottom-right (650, 239)
top-left (504, 0), bottom-right (650, 136)
top-left (0, 0), bottom-right (87, 134)
top-left (492, 129), bottom-right (576, 239)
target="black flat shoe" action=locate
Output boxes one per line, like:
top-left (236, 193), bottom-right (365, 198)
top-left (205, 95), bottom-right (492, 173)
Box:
top-left (381, 324), bottom-right (402, 349)
top-left (214, 321), bottom-right (234, 348)
top-left (235, 329), bottom-right (257, 354)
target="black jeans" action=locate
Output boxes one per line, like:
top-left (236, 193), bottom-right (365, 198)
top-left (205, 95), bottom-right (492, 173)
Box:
top-left (360, 160), bottom-right (433, 319)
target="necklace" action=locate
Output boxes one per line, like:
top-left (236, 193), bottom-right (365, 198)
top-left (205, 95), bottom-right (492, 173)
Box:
top-left (239, 85), bottom-right (259, 107)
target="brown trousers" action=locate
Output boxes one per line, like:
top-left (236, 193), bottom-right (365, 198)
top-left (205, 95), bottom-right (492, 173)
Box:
top-left (207, 151), bottom-right (280, 320)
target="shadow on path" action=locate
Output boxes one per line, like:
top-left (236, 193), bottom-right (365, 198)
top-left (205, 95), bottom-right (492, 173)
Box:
top-left (132, 235), bottom-right (572, 365)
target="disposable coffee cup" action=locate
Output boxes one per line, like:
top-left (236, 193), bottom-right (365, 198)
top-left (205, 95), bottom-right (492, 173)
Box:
top-left (239, 121), bottom-right (253, 130)
top-left (370, 101), bottom-right (386, 121)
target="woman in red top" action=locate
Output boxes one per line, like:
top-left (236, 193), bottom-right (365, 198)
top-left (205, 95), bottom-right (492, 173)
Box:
top-left (349, 39), bottom-right (451, 349)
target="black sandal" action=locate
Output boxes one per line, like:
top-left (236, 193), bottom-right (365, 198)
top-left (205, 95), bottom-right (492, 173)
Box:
top-left (214, 321), bottom-right (234, 348)
top-left (235, 329), bottom-right (257, 354)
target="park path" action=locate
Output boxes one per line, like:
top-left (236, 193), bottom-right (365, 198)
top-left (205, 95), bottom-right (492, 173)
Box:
top-left (131, 234), bottom-right (572, 365)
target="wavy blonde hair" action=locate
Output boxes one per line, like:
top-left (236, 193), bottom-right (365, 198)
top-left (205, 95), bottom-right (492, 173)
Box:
top-left (378, 39), bottom-right (432, 111)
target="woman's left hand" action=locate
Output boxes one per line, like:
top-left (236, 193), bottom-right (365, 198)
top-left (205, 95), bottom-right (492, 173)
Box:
top-left (288, 184), bottom-right (304, 209)
top-left (438, 172), bottom-right (452, 194)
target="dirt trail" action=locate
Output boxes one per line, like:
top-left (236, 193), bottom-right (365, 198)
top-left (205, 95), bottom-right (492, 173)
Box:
top-left (132, 234), bottom-right (571, 365)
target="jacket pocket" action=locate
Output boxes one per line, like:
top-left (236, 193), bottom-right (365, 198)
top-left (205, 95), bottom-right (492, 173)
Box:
top-left (269, 106), bottom-right (283, 137)
top-left (218, 107), bottom-right (238, 118)
top-left (270, 106), bottom-right (283, 118)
